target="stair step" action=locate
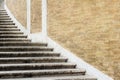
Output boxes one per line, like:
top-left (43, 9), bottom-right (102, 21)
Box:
top-left (0, 52), bottom-right (60, 57)
top-left (0, 28), bottom-right (20, 31)
top-left (0, 42), bottom-right (47, 46)
top-left (54, 75), bottom-right (97, 80)
top-left (0, 22), bottom-right (15, 25)
top-left (0, 20), bottom-right (13, 22)
top-left (0, 18), bottom-right (11, 20)
top-left (0, 25), bottom-right (17, 28)
top-left (0, 46), bottom-right (53, 52)
top-left (0, 63), bottom-right (76, 71)
top-left (3, 75), bottom-right (97, 80)
top-left (0, 32), bottom-right (23, 34)
top-left (0, 13), bottom-right (8, 15)
top-left (0, 16), bottom-right (10, 19)
top-left (0, 69), bottom-right (85, 79)
top-left (0, 10), bottom-right (6, 11)
top-left (0, 15), bottom-right (9, 17)
top-left (0, 57), bottom-right (67, 64)
top-left (0, 35), bottom-right (27, 38)
top-left (0, 38), bottom-right (30, 41)
top-left (0, 41), bottom-right (31, 43)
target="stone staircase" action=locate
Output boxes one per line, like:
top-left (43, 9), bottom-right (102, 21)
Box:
top-left (0, 9), bottom-right (97, 80)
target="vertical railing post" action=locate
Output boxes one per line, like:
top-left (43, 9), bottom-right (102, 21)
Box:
top-left (4, 0), bottom-right (6, 8)
top-left (27, 0), bottom-right (31, 37)
top-left (42, 0), bottom-right (47, 41)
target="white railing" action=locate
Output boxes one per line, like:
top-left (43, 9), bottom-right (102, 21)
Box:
top-left (27, 0), bottom-right (31, 37)
top-left (4, 0), bottom-right (113, 80)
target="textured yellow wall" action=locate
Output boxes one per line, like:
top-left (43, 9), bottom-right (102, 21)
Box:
top-left (31, 0), bottom-right (41, 33)
top-left (48, 0), bottom-right (120, 79)
top-left (6, 0), bottom-right (41, 33)
top-left (6, 0), bottom-right (27, 27)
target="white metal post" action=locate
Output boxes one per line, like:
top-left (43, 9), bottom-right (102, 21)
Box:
top-left (42, 0), bottom-right (47, 38)
top-left (27, 0), bottom-right (31, 36)
top-left (4, 0), bottom-right (6, 8)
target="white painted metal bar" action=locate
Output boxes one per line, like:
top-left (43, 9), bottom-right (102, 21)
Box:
top-left (4, 0), bottom-right (6, 7)
top-left (42, 0), bottom-right (47, 37)
top-left (27, 0), bottom-right (31, 35)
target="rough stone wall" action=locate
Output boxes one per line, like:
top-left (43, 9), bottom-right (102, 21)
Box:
top-left (31, 0), bottom-right (41, 33)
top-left (6, 0), bottom-right (41, 33)
top-left (48, 0), bottom-right (120, 79)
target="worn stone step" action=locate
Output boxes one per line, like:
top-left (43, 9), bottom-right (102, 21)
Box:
top-left (0, 46), bottom-right (53, 52)
top-left (0, 16), bottom-right (10, 19)
top-left (0, 28), bottom-right (20, 31)
top-left (0, 35), bottom-right (27, 38)
top-left (0, 18), bottom-right (11, 20)
top-left (0, 15), bottom-right (9, 17)
top-left (0, 10), bottom-right (6, 11)
top-left (3, 75), bottom-right (97, 80)
top-left (0, 52), bottom-right (60, 57)
top-left (0, 63), bottom-right (76, 71)
top-left (0, 42), bottom-right (47, 46)
top-left (0, 38), bottom-right (30, 41)
top-left (0, 25), bottom-right (17, 28)
top-left (54, 75), bottom-right (97, 80)
top-left (0, 57), bottom-right (67, 64)
top-left (0, 20), bottom-right (13, 22)
top-left (0, 31), bottom-right (23, 35)
top-left (0, 21), bottom-right (15, 25)
top-left (0, 41), bottom-right (31, 43)
top-left (0, 13), bottom-right (8, 15)
top-left (0, 69), bottom-right (85, 79)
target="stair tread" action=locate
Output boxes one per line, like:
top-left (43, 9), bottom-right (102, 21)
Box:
top-left (0, 57), bottom-right (66, 60)
top-left (0, 46), bottom-right (51, 48)
top-left (0, 63), bottom-right (77, 71)
top-left (0, 52), bottom-right (59, 54)
top-left (0, 42), bottom-right (47, 45)
top-left (2, 75), bottom-right (97, 80)
top-left (0, 52), bottom-right (60, 57)
top-left (0, 69), bottom-right (85, 74)
top-left (0, 63), bottom-right (76, 66)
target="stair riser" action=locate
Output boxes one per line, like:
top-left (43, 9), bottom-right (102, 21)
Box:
top-left (0, 59), bottom-right (67, 64)
top-left (0, 18), bottom-right (11, 20)
top-left (0, 71), bottom-right (84, 79)
top-left (0, 43), bottom-right (47, 46)
top-left (0, 26), bottom-right (17, 28)
top-left (0, 36), bottom-right (27, 38)
top-left (0, 48), bottom-right (53, 52)
top-left (0, 29), bottom-right (20, 31)
top-left (0, 23), bottom-right (15, 25)
top-left (0, 32), bottom-right (23, 34)
top-left (0, 33), bottom-right (23, 35)
top-left (0, 13), bottom-right (8, 15)
top-left (0, 20), bottom-right (13, 23)
top-left (0, 53), bottom-right (60, 57)
top-left (0, 40), bottom-right (30, 42)
top-left (0, 16), bottom-right (10, 18)
top-left (0, 65), bottom-right (75, 71)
